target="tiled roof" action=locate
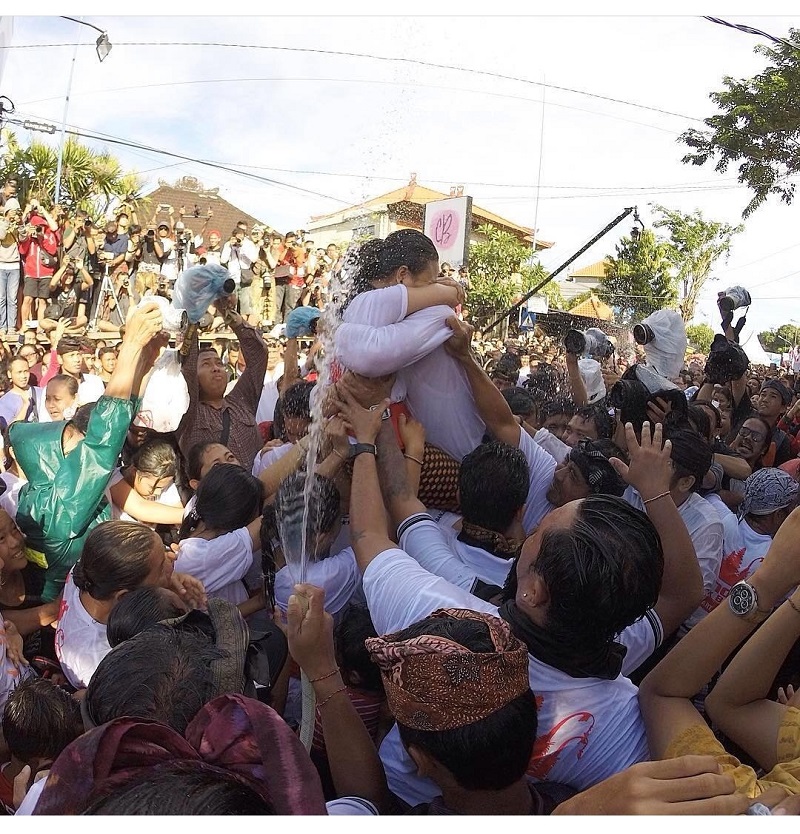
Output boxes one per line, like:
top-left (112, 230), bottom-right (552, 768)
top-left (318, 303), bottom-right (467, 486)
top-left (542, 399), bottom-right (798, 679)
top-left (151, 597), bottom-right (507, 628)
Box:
top-left (138, 177), bottom-right (275, 239)
top-left (569, 294), bottom-right (614, 321)
top-left (309, 181), bottom-right (553, 249)
top-left (569, 260), bottom-right (610, 280)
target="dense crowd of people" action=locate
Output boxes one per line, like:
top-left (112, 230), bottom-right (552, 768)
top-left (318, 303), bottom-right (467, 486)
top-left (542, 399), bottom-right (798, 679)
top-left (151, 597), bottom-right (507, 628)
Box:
top-left (0, 213), bottom-right (799, 816)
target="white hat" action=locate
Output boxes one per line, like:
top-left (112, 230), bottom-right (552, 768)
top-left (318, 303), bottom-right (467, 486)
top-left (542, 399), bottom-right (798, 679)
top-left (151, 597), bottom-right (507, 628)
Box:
top-left (3, 198), bottom-right (20, 214)
top-left (579, 358), bottom-right (606, 404)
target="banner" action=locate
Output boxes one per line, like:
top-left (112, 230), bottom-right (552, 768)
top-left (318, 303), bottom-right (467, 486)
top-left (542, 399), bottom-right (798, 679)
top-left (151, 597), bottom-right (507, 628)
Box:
top-left (423, 196), bottom-right (472, 268)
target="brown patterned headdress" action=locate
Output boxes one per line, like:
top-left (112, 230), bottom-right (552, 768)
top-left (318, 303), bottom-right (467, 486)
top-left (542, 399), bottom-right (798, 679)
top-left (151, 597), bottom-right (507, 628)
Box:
top-left (365, 608), bottom-right (530, 731)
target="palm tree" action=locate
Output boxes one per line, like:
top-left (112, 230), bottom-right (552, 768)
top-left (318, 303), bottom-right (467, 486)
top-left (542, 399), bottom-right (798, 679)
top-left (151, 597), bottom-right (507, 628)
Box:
top-left (0, 130), bottom-right (144, 216)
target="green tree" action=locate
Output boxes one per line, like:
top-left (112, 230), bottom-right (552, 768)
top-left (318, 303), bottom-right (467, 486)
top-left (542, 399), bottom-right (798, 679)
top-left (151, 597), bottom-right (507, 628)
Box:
top-left (680, 29), bottom-right (800, 218)
top-left (599, 230), bottom-right (677, 325)
top-left (0, 130), bottom-right (144, 216)
top-left (467, 223), bottom-right (557, 329)
top-left (685, 322), bottom-right (715, 354)
top-left (758, 323), bottom-right (800, 353)
top-left (652, 204), bottom-right (743, 323)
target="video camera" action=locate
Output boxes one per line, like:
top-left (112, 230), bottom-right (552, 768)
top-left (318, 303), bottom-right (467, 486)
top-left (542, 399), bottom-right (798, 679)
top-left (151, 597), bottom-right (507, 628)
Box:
top-left (564, 327), bottom-right (614, 360)
top-left (704, 334), bottom-right (749, 384)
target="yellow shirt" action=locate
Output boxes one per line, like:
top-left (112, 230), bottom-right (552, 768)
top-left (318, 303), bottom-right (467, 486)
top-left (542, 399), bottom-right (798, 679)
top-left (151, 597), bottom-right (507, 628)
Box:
top-left (664, 707), bottom-right (800, 797)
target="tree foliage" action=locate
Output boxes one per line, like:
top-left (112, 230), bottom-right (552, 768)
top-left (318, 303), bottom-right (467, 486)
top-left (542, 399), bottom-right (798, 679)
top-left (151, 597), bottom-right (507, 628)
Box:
top-left (599, 229), bottom-right (677, 325)
top-left (0, 130), bottom-right (145, 217)
top-left (652, 204), bottom-right (743, 324)
top-left (680, 29), bottom-right (800, 218)
top-left (758, 323), bottom-right (800, 354)
top-left (467, 223), bottom-right (561, 328)
top-left (685, 323), bottom-right (715, 354)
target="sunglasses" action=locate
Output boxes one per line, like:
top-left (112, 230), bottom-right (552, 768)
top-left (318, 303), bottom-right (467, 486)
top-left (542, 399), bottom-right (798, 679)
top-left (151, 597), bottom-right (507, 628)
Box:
top-left (738, 426), bottom-right (766, 444)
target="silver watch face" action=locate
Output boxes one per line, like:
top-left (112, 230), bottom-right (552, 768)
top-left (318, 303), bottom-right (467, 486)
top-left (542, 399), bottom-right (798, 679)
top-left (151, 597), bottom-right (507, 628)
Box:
top-left (729, 581), bottom-right (757, 616)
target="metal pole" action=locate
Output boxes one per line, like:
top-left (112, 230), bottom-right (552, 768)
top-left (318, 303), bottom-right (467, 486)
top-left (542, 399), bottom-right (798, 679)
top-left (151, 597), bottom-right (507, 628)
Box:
top-left (54, 28), bottom-right (82, 205)
top-left (482, 206), bottom-right (636, 336)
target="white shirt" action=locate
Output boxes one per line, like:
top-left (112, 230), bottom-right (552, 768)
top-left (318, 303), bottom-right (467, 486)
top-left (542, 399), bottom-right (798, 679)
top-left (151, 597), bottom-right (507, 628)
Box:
top-left (274, 547), bottom-right (360, 621)
top-left (77, 373), bottom-right (106, 407)
top-left (624, 487), bottom-right (723, 601)
top-left (0, 471), bottom-right (24, 517)
top-left (221, 239), bottom-right (257, 284)
top-left (256, 378), bottom-right (281, 424)
top-left (336, 285), bottom-right (485, 461)
top-left (517, 424), bottom-right (557, 535)
top-left (174, 527), bottom-right (254, 606)
top-left (364, 521), bottom-right (658, 805)
top-left (429, 510), bottom-right (514, 590)
top-left (55, 571), bottom-right (112, 689)
top-left (699, 517), bottom-right (772, 619)
top-left (252, 442), bottom-right (295, 478)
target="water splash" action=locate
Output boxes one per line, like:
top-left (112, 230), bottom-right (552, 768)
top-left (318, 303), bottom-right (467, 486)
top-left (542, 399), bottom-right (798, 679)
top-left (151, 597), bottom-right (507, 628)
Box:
top-left (279, 245), bottom-right (357, 585)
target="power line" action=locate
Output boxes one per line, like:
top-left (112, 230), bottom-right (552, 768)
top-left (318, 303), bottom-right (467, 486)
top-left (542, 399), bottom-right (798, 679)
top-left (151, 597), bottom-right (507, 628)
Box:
top-left (703, 16), bottom-right (798, 50)
top-left (8, 111), bottom-right (351, 205)
top-left (2, 39), bottom-right (705, 124)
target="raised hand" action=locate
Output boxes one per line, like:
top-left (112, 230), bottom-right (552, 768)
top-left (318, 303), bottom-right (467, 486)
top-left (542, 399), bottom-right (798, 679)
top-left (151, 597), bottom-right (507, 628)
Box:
top-left (123, 301), bottom-right (164, 349)
top-left (609, 421), bottom-right (673, 501)
top-left (443, 315), bottom-right (474, 361)
top-left (286, 583), bottom-right (336, 679)
top-left (333, 381), bottom-right (387, 445)
top-left (398, 413), bottom-right (425, 458)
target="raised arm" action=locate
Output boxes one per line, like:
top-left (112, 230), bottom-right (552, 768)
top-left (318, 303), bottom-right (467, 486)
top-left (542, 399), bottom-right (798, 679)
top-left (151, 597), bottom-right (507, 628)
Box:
top-left (109, 478), bottom-right (184, 525)
top-left (610, 422), bottom-right (704, 638)
top-left (564, 352), bottom-right (589, 407)
top-left (287, 583), bottom-right (388, 811)
top-left (444, 316), bottom-right (521, 447)
top-left (332, 386), bottom-right (395, 573)
top-left (639, 506), bottom-right (800, 760)
top-left (705, 587), bottom-right (800, 772)
top-left (225, 311), bottom-right (268, 408)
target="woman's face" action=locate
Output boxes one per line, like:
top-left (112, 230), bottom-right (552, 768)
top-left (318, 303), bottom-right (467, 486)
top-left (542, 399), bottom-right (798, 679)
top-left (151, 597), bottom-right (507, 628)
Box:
top-left (8, 359), bottom-right (30, 390)
top-left (134, 472), bottom-right (174, 500)
top-left (45, 380), bottom-right (76, 421)
top-left (142, 533), bottom-right (177, 589)
top-left (731, 418), bottom-right (769, 466)
top-left (199, 444), bottom-right (241, 480)
top-left (0, 511), bottom-right (27, 574)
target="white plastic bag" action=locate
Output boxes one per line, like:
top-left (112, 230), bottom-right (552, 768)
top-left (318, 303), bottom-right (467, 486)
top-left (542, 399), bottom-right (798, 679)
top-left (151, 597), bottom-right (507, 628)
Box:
top-left (135, 348), bottom-right (190, 433)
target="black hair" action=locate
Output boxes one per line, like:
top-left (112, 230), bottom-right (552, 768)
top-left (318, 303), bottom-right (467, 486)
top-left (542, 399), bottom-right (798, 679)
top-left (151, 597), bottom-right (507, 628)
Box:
top-left (56, 336), bottom-right (83, 356)
top-left (69, 401), bottom-right (96, 436)
top-left (573, 404), bottom-right (615, 440)
top-left (2, 677), bottom-right (83, 764)
top-left (687, 403), bottom-right (715, 442)
top-left (131, 437), bottom-right (177, 482)
top-left (86, 626), bottom-right (223, 735)
top-left (83, 761), bottom-right (274, 815)
top-left (280, 380), bottom-right (315, 419)
top-left (334, 604), bottom-right (383, 694)
top-left (501, 386), bottom-right (539, 421)
top-left (391, 615), bottom-right (538, 792)
top-left (532, 495), bottom-right (663, 645)
top-left (541, 397), bottom-right (576, 420)
top-left (73, 521), bottom-right (160, 601)
top-left (187, 440), bottom-right (228, 482)
top-left (459, 442), bottom-right (529, 532)
top-left (490, 354), bottom-right (522, 382)
top-left (346, 230), bottom-right (439, 302)
top-left (98, 346), bottom-right (117, 359)
top-left (47, 373), bottom-right (78, 399)
top-left (664, 427), bottom-right (713, 492)
top-left (106, 587), bottom-right (188, 648)
top-left (179, 463), bottom-right (263, 539)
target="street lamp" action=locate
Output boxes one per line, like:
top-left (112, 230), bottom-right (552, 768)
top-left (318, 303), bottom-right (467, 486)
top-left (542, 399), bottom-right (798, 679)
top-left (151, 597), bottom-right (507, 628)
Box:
top-left (54, 17), bottom-right (112, 205)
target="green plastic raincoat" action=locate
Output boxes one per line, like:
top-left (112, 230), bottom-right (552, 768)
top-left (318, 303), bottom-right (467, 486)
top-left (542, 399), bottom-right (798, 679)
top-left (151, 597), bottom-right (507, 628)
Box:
top-left (10, 396), bottom-right (136, 601)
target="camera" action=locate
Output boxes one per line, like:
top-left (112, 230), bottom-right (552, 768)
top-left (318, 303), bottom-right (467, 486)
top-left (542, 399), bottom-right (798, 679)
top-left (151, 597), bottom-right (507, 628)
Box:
top-left (704, 334), bottom-right (749, 384)
top-left (718, 286), bottom-right (751, 315)
top-left (564, 327), bottom-right (614, 359)
top-left (609, 374), bottom-right (688, 435)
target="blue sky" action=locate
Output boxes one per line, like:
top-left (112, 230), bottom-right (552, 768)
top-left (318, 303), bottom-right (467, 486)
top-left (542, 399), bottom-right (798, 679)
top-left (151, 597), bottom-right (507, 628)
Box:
top-left (2, 5), bottom-right (799, 344)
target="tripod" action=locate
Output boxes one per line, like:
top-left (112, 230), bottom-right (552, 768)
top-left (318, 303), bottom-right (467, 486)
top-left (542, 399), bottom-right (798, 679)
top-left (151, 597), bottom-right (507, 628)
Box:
top-left (89, 263), bottom-right (124, 331)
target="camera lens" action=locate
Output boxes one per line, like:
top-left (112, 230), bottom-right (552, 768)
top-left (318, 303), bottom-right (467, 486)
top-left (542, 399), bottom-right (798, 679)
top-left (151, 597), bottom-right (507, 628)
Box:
top-left (633, 323), bottom-right (655, 345)
top-left (564, 329), bottom-right (587, 355)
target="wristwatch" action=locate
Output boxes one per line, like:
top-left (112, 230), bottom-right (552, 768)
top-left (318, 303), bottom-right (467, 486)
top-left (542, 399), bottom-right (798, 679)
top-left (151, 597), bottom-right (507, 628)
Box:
top-left (728, 580), bottom-right (770, 625)
top-left (348, 443), bottom-right (377, 460)
top-left (369, 405), bottom-right (392, 421)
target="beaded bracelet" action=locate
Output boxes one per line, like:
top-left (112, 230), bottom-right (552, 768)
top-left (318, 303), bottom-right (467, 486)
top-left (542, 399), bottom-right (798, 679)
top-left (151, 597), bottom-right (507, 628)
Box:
top-left (308, 668), bottom-right (339, 683)
top-left (317, 686), bottom-right (348, 709)
top-left (643, 491), bottom-right (671, 506)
